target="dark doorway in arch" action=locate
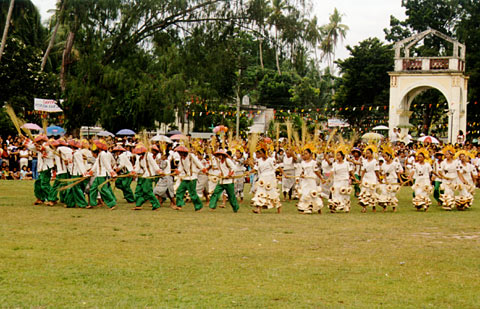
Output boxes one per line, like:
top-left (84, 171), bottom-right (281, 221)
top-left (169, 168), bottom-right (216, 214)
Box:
top-left (409, 88), bottom-right (449, 138)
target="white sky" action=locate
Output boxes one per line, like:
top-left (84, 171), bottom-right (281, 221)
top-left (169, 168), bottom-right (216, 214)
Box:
top-left (32, 0), bottom-right (406, 62)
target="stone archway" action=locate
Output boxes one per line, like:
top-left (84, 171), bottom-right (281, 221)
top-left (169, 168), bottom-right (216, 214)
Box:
top-left (388, 29), bottom-right (469, 143)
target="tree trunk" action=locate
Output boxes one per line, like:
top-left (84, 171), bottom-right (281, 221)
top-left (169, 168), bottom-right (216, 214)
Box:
top-left (275, 47), bottom-right (281, 75)
top-left (41, 0), bottom-right (65, 72)
top-left (0, 0), bottom-right (15, 63)
top-left (60, 31), bottom-right (75, 92)
top-left (259, 38), bottom-right (264, 69)
top-left (275, 28), bottom-right (281, 75)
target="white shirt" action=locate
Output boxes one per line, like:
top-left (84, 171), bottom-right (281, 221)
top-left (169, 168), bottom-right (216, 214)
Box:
top-left (28, 142), bottom-right (54, 172)
top-left (117, 152), bottom-right (134, 173)
top-left (216, 157), bottom-right (235, 184)
top-left (440, 160), bottom-right (458, 180)
top-left (178, 153), bottom-right (204, 180)
top-left (55, 146), bottom-right (73, 175)
top-left (282, 156), bottom-right (295, 171)
top-left (333, 161), bottom-right (352, 182)
top-left (135, 152), bottom-right (161, 177)
top-left (457, 162), bottom-right (477, 185)
top-left (362, 158), bottom-right (379, 183)
top-left (381, 161), bottom-right (403, 184)
top-left (321, 159), bottom-right (333, 175)
top-left (72, 150), bottom-right (88, 176)
top-left (413, 162), bottom-right (432, 182)
top-left (255, 157), bottom-right (277, 178)
top-left (91, 151), bottom-right (115, 177)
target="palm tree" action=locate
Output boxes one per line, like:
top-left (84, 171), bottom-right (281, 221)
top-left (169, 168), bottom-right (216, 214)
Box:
top-left (320, 8), bottom-right (349, 73)
top-left (41, 0), bottom-right (65, 71)
top-left (248, 0), bottom-right (271, 70)
top-left (0, 0), bottom-right (15, 63)
top-left (267, 0), bottom-right (290, 75)
top-left (304, 15), bottom-right (322, 65)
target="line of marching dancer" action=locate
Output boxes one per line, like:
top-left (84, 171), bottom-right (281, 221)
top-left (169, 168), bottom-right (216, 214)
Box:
top-left (21, 134), bottom-right (477, 213)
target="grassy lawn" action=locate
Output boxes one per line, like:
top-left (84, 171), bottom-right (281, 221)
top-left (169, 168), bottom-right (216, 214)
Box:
top-left (1, 180), bottom-right (479, 308)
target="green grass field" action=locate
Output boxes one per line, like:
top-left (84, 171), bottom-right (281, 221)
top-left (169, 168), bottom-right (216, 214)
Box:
top-left (1, 180), bottom-right (480, 308)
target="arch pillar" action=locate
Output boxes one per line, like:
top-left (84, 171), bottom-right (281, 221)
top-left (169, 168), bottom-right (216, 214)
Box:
top-left (388, 72), bottom-right (468, 143)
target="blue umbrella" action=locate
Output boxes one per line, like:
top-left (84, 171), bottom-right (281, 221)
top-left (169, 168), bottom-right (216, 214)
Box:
top-left (98, 130), bottom-right (115, 137)
top-left (116, 129), bottom-right (136, 136)
top-left (46, 125), bottom-right (65, 136)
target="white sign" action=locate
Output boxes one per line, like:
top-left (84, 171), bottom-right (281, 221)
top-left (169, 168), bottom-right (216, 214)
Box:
top-left (328, 118), bottom-right (350, 128)
top-left (34, 98), bottom-right (63, 113)
top-left (242, 95), bottom-right (250, 106)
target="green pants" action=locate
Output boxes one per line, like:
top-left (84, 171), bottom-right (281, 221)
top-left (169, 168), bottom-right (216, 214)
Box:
top-left (354, 174), bottom-right (361, 197)
top-left (49, 172), bottom-right (69, 203)
top-left (34, 169), bottom-right (52, 201)
top-left (65, 175), bottom-right (88, 208)
top-left (116, 176), bottom-right (135, 203)
top-left (176, 179), bottom-right (203, 211)
top-left (89, 176), bottom-right (117, 208)
top-left (135, 178), bottom-right (160, 209)
top-left (433, 180), bottom-right (443, 203)
top-left (209, 183), bottom-right (239, 212)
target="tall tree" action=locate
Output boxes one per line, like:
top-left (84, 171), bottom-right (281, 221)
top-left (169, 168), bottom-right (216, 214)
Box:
top-left (335, 38), bottom-right (393, 127)
top-left (41, 0), bottom-right (65, 72)
top-left (320, 8), bottom-right (348, 73)
top-left (267, 0), bottom-right (290, 75)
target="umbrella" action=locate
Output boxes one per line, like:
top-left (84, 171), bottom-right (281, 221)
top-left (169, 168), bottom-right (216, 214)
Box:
top-left (361, 132), bottom-right (384, 140)
top-left (171, 134), bottom-right (188, 140)
top-left (21, 123), bottom-right (42, 131)
top-left (213, 125), bottom-right (228, 134)
top-left (166, 130), bottom-right (182, 136)
top-left (46, 125), bottom-right (65, 136)
top-left (151, 135), bottom-right (172, 143)
top-left (372, 125), bottom-right (389, 130)
top-left (98, 130), bottom-right (115, 137)
top-left (418, 136), bottom-right (440, 144)
top-left (116, 129), bottom-right (136, 136)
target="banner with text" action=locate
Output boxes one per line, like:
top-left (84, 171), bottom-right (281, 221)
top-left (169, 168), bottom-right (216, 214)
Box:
top-left (34, 98), bottom-right (63, 113)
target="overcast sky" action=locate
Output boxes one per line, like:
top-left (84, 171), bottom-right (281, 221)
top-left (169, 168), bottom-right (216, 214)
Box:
top-left (31, 0), bottom-right (406, 62)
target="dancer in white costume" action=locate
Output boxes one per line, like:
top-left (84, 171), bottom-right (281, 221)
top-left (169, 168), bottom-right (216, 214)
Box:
top-left (408, 148), bottom-right (433, 211)
top-left (377, 145), bottom-right (403, 212)
top-left (320, 152), bottom-right (334, 200)
top-left (281, 149), bottom-right (297, 201)
top-left (455, 151), bottom-right (477, 210)
top-left (295, 149), bottom-right (324, 214)
top-left (328, 146), bottom-right (354, 213)
top-left (358, 145), bottom-right (380, 213)
top-left (438, 145), bottom-right (458, 210)
top-left (250, 148), bottom-right (281, 214)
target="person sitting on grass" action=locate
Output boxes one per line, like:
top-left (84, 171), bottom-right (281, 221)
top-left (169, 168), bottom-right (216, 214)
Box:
top-left (19, 166), bottom-right (32, 180)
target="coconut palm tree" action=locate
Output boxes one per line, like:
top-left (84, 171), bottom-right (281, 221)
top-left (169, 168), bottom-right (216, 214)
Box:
top-left (267, 0), bottom-right (291, 75)
top-left (320, 8), bottom-right (349, 73)
top-left (41, 0), bottom-right (65, 71)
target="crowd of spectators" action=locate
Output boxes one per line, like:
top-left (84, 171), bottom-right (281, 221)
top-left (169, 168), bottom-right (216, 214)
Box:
top-left (0, 136), bottom-right (34, 180)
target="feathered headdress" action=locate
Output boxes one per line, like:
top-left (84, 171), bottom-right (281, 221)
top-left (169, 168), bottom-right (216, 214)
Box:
top-left (442, 144), bottom-right (456, 156)
top-left (455, 150), bottom-right (473, 159)
top-left (364, 144), bottom-right (378, 154)
top-left (256, 140), bottom-right (269, 153)
top-left (229, 139), bottom-right (244, 153)
top-left (335, 144), bottom-right (349, 157)
top-left (415, 148), bottom-right (430, 159)
top-left (381, 143), bottom-right (395, 158)
top-left (302, 142), bottom-right (317, 154)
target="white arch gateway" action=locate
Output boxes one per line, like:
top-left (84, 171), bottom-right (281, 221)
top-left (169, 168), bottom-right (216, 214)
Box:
top-left (388, 29), bottom-right (469, 143)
